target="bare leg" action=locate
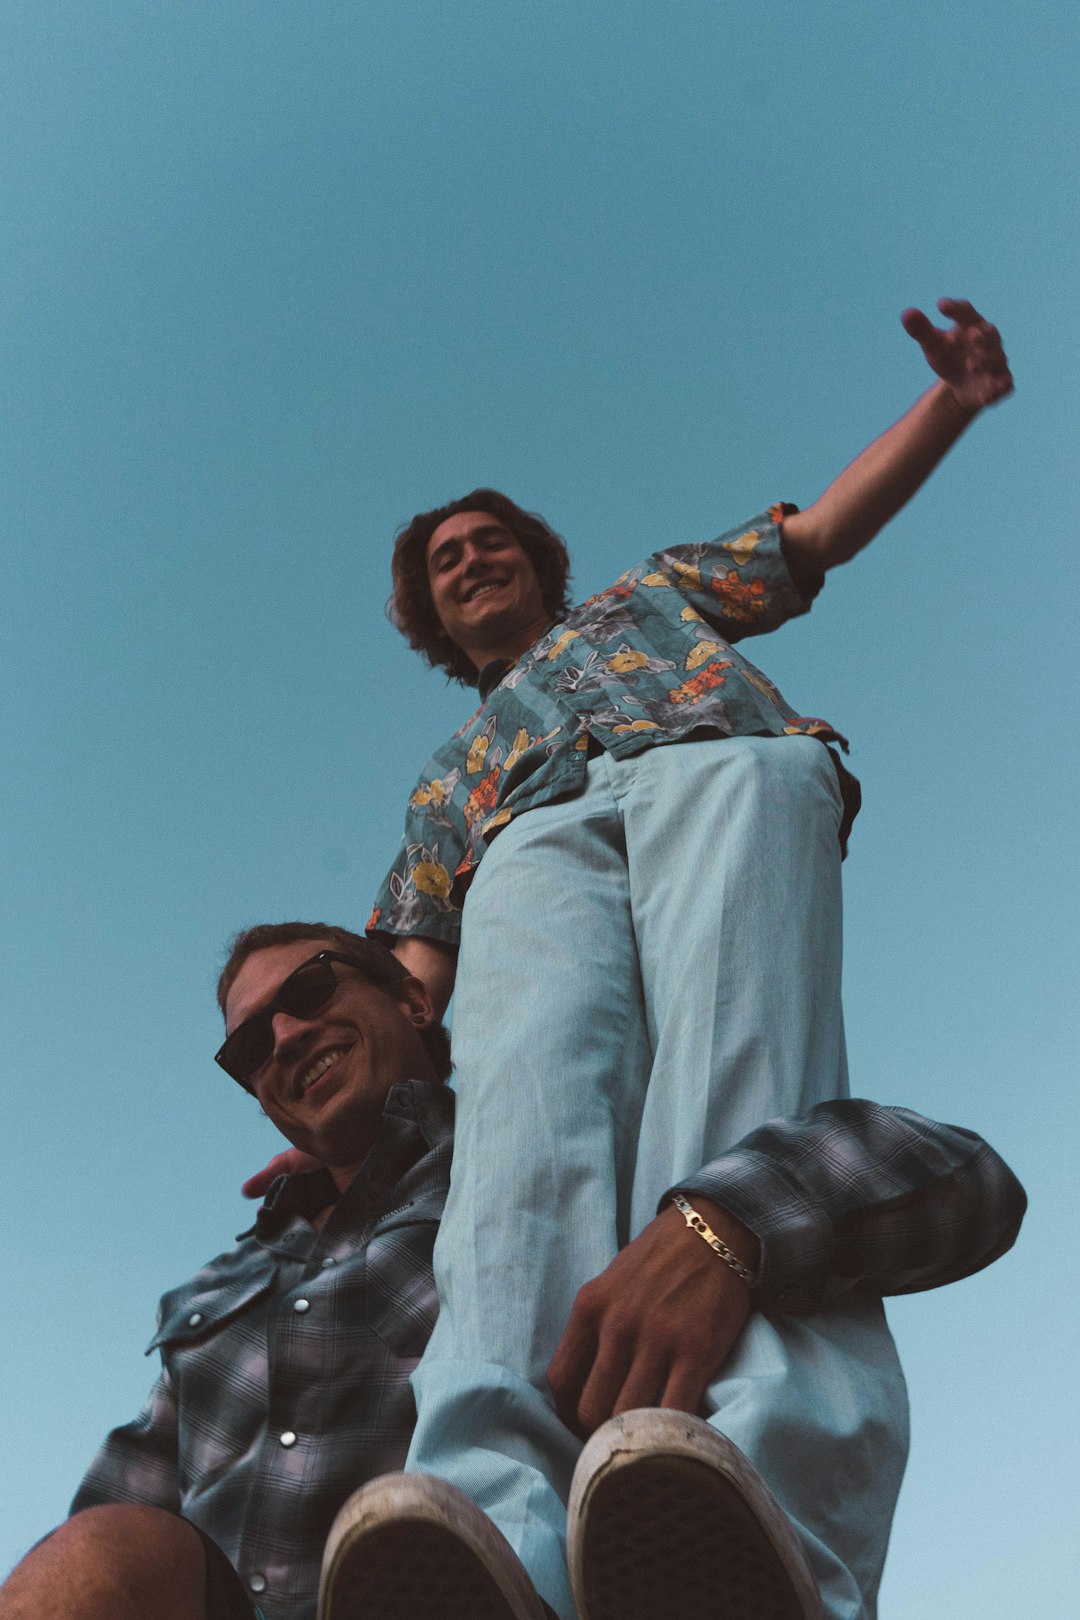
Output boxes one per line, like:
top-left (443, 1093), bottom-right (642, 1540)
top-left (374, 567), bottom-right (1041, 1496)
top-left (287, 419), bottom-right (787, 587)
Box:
top-left (0, 1505), bottom-right (208, 1620)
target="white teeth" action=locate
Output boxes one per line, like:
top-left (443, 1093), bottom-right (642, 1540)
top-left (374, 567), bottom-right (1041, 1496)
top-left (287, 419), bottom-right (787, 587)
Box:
top-left (464, 580), bottom-right (504, 602)
top-left (299, 1048), bottom-right (348, 1094)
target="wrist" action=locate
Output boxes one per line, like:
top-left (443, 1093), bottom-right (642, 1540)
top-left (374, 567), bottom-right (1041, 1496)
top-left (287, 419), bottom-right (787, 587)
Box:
top-left (669, 1192), bottom-right (761, 1285)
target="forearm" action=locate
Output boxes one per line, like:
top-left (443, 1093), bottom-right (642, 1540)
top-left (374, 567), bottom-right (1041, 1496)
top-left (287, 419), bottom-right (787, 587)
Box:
top-left (781, 381), bottom-right (976, 580)
top-left (392, 935), bottom-right (458, 1018)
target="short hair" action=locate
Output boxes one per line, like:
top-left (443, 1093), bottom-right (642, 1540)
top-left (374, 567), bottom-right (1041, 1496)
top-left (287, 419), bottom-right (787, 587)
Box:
top-left (389, 488), bottom-right (572, 685)
top-left (217, 921), bottom-right (453, 1082)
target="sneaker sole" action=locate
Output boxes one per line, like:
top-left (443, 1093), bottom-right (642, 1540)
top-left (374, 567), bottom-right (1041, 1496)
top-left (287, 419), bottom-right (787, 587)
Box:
top-left (568, 1411), bottom-right (822, 1620)
top-left (318, 1472), bottom-right (550, 1620)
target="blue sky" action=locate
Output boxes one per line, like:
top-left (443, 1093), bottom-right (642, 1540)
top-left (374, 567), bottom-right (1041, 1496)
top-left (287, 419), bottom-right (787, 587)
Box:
top-left (2, 2), bottom-right (1077, 1612)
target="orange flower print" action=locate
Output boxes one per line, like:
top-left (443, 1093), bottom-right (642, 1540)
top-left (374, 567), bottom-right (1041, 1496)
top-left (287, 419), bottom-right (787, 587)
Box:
top-left (783, 720), bottom-right (832, 738)
top-left (710, 569), bottom-right (767, 622)
top-left (463, 766), bottom-right (501, 828)
top-left (667, 660), bottom-right (731, 706)
top-left (366, 904), bottom-right (382, 932)
top-left (412, 861), bottom-right (452, 900)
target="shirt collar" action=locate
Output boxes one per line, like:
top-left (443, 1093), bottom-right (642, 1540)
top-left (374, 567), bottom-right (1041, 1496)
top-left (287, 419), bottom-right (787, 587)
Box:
top-left (477, 659), bottom-right (514, 699)
top-left (243, 1079), bottom-right (454, 1242)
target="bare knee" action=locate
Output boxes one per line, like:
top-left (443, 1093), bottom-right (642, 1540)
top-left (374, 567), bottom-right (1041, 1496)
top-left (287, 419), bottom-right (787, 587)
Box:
top-left (0, 1505), bottom-right (207, 1620)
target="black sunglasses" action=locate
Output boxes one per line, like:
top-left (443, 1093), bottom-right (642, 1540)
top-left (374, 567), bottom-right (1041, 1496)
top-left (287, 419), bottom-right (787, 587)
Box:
top-left (216, 949), bottom-right (406, 1090)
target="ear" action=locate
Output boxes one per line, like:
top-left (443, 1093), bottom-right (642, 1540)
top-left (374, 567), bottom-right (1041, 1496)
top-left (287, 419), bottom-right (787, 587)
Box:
top-left (394, 974), bottom-right (436, 1031)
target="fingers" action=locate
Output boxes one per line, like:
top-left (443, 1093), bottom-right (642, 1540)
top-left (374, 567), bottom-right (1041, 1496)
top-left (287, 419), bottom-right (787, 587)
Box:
top-left (659, 1358), bottom-right (712, 1418)
top-left (937, 296), bottom-right (982, 324)
top-left (241, 1147), bottom-right (316, 1198)
top-left (547, 1309), bottom-right (598, 1432)
top-left (900, 306), bottom-right (937, 346)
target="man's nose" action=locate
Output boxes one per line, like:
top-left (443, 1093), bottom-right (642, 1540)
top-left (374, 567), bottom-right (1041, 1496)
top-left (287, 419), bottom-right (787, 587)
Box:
top-left (461, 542), bottom-right (488, 573)
top-left (270, 1010), bottom-right (315, 1060)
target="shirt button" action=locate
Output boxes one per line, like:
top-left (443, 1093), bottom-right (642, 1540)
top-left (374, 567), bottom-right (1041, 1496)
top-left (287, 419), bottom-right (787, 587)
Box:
top-left (249, 1573), bottom-right (267, 1594)
top-left (188, 1313), bottom-right (203, 1327)
top-left (321, 1256), bottom-right (336, 1268)
top-left (293, 1298), bottom-right (310, 1314)
top-left (279, 1430), bottom-right (297, 1448)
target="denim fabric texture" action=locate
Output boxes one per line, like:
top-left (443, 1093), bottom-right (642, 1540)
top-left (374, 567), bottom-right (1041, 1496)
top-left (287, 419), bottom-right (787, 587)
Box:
top-left (406, 738), bottom-right (906, 1620)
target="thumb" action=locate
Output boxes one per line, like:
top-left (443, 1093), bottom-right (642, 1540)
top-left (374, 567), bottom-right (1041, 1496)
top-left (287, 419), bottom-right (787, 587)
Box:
top-left (900, 306), bottom-right (937, 348)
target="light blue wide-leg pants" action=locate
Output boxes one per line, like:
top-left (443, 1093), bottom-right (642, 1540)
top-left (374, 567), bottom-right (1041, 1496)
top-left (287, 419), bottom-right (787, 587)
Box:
top-left (407, 737), bottom-right (908, 1620)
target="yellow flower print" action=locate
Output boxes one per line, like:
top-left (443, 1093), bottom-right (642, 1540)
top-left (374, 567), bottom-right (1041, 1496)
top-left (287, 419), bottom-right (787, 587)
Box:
top-left (722, 530), bottom-right (762, 568)
top-left (504, 727), bottom-right (531, 772)
top-left (412, 861), bottom-right (451, 900)
top-left (606, 647), bottom-right (651, 674)
top-left (547, 628), bottom-right (581, 661)
top-left (679, 604), bottom-right (705, 622)
top-left (669, 559), bottom-right (703, 591)
top-left (741, 667), bottom-right (783, 706)
top-left (483, 807), bottom-right (513, 833)
top-left (574, 734), bottom-right (591, 751)
top-left (466, 733), bottom-right (490, 774)
top-left (641, 572), bottom-right (670, 588)
top-left (611, 719), bottom-right (661, 733)
top-left (685, 640), bottom-right (723, 671)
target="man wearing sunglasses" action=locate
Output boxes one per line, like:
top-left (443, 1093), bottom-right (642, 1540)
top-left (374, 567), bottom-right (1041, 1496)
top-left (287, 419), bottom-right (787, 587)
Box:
top-left (1, 919), bottom-right (1025, 1620)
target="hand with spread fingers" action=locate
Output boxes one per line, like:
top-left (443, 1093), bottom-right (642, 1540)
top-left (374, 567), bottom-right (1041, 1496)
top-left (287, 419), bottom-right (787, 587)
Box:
top-left (546, 1198), bottom-right (759, 1438)
top-left (900, 297), bottom-right (1014, 414)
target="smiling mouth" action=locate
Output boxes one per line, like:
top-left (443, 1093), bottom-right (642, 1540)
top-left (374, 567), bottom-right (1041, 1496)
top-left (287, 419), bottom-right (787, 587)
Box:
top-left (461, 578), bottom-right (508, 604)
top-left (297, 1046), bottom-right (351, 1096)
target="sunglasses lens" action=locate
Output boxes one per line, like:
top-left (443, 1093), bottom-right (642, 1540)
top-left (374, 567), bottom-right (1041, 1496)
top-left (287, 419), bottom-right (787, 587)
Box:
top-left (277, 958), bottom-right (339, 1020)
top-left (219, 959), bottom-right (340, 1083)
top-left (220, 1021), bottom-right (273, 1083)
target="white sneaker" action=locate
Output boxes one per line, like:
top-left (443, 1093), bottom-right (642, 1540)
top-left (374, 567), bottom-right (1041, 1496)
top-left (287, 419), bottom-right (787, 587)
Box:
top-left (318, 1471), bottom-right (554, 1620)
top-left (567, 1410), bottom-right (822, 1620)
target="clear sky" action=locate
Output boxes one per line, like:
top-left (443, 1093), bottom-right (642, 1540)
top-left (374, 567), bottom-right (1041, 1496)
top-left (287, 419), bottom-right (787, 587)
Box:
top-left (2, 2), bottom-right (1077, 1612)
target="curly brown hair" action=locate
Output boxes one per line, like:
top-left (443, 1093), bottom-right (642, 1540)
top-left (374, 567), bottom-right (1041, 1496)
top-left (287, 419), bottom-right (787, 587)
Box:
top-left (216, 921), bottom-right (452, 1082)
top-left (388, 489), bottom-right (573, 685)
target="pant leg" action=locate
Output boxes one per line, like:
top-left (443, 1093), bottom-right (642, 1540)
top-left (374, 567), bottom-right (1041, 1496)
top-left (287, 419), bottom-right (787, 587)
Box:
top-left (407, 765), bottom-right (650, 1619)
top-left (620, 736), bottom-right (907, 1620)
top-left (409, 737), bottom-right (907, 1620)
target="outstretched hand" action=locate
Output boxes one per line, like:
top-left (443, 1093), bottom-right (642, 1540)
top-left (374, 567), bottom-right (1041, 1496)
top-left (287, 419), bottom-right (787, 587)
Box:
top-left (242, 1146), bottom-right (326, 1199)
top-left (901, 298), bottom-right (1013, 413)
top-left (546, 1199), bottom-right (758, 1437)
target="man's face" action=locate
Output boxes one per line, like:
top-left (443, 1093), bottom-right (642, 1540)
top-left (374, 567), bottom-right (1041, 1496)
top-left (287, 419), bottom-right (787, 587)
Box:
top-left (426, 510), bottom-right (549, 667)
top-left (224, 939), bottom-right (436, 1179)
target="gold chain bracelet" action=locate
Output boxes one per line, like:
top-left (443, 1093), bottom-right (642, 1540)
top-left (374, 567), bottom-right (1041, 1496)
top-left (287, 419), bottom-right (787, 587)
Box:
top-left (671, 1192), bottom-right (756, 1286)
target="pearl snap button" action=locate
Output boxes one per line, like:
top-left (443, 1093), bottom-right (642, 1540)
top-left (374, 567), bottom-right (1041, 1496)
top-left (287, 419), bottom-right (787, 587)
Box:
top-left (293, 1298), bottom-right (310, 1314)
top-left (188, 1313), bottom-right (203, 1327)
top-left (280, 1430), bottom-right (297, 1448)
top-left (249, 1573), bottom-right (267, 1593)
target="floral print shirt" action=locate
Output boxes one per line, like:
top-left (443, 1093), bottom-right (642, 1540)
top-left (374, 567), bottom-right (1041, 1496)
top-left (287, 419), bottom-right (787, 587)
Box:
top-left (369, 507), bottom-right (845, 946)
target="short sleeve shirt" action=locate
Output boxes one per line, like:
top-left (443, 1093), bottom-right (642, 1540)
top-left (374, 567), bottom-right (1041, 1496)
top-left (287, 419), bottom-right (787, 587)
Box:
top-left (370, 508), bottom-right (845, 946)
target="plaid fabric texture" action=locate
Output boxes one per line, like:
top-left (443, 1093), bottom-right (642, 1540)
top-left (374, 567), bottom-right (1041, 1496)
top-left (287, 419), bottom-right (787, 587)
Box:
top-left (70, 1083), bottom-right (1024, 1617)
top-left (72, 1080), bottom-right (453, 1620)
top-left (674, 1099), bottom-right (1027, 1312)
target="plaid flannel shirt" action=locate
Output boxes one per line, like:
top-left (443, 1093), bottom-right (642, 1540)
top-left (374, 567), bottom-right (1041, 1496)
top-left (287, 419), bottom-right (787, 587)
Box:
top-left (71, 1088), bottom-right (1024, 1619)
top-left (72, 1080), bottom-right (453, 1620)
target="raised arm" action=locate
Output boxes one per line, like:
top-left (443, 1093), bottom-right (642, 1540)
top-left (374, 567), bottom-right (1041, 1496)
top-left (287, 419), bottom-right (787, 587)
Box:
top-left (780, 299), bottom-right (1013, 589)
